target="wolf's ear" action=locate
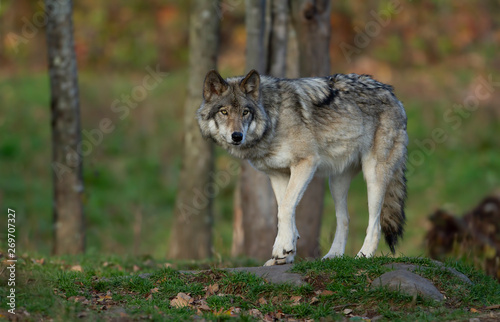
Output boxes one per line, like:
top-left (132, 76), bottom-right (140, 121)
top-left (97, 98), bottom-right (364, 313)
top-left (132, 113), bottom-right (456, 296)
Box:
top-left (203, 70), bottom-right (229, 102)
top-left (240, 69), bottom-right (260, 100)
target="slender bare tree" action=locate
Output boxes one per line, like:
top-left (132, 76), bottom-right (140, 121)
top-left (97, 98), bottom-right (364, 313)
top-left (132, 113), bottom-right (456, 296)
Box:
top-left (168, 0), bottom-right (221, 259)
top-left (46, 0), bottom-right (85, 255)
top-left (291, 0), bottom-right (332, 258)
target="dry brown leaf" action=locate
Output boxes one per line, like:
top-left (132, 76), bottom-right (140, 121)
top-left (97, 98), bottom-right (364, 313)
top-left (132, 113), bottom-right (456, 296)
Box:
top-left (170, 292), bottom-right (193, 308)
top-left (231, 307), bottom-right (242, 316)
top-left (258, 297), bottom-right (268, 305)
top-left (309, 296), bottom-right (319, 304)
top-left (70, 265), bottom-right (83, 272)
top-left (68, 296), bottom-right (86, 303)
top-left (470, 308), bottom-right (480, 313)
top-left (150, 287), bottom-right (159, 294)
top-left (97, 293), bottom-right (112, 302)
top-left (133, 265), bottom-right (141, 272)
top-left (248, 308), bottom-right (263, 318)
top-left (206, 283), bottom-right (219, 295)
top-left (343, 308), bottom-right (353, 315)
top-left (290, 295), bottom-right (302, 306)
top-left (320, 290), bottom-right (334, 296)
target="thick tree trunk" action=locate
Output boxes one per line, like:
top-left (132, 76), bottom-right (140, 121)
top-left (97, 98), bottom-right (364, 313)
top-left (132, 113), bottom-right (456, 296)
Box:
top-left (291, 0), bottom-right (332, 258)
top-left (168, 0), bottom-right (220, 260)
top-left (46, 0), bottom-right (85, 255)
top-left (232, 0), bottom-right (277, 260)
top-left (232, 0), bottom-right (292, 261)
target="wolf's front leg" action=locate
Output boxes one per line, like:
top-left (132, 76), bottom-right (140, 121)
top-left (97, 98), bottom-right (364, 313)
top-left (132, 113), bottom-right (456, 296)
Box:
top-left (264, 159), bottom-right (317, 266)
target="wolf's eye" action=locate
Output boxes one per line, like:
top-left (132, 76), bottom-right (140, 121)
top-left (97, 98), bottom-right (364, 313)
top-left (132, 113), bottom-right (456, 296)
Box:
top-left (242, 110), bottom-right (249, 116)
top-left (220, 109), bottom-right (228, 115)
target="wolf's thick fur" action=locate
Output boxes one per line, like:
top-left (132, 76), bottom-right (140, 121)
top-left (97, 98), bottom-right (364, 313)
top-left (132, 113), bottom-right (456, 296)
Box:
top-left (197, 70), bottom-right (408, 266)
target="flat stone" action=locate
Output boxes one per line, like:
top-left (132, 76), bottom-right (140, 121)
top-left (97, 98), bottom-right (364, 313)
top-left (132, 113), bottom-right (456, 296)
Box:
top-left (371, 270), bottom-right (445, 302)
top-left (180, 264), bottom-right (305, 286)
top-left (383, 262), bottom-right (472, 285)
top-left (223, 264), bottom-right (305, 286)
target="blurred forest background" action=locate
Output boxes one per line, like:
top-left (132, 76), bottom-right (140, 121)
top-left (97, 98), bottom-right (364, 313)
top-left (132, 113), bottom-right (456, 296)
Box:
top-left (0, 0), bottom-right (499, 261)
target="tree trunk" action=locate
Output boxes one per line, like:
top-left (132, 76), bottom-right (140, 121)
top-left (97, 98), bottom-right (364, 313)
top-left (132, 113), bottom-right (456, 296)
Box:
top-left (291, 0), bottom-right (332, 258)
top-left (232, 0), bottom-right (277, 260)
top-left (232, 0), bottom-right (292, 261)
top-left (46, 0), bottom-right (85, 255)
top-left (168, 0), bottom-right (220, 260)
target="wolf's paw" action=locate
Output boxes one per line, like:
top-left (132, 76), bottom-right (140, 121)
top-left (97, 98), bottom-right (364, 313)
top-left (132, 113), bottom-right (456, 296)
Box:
top-left (263, 255), bottom-right (294, 266)
top-left (269, 231), bottom-right (297, 265)
top-left (322, 252), bottom-right (342, 260)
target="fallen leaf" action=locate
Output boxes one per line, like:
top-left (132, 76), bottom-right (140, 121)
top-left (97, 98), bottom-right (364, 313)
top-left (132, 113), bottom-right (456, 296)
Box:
top-left (290, 295), bottom-right (302, 306)
top-left (343, 308), bottom-right (353, 315)
top-left (309, 297), bottom-right (319, 304)
top-left (206, 283), bottom-right (219, 295)
top-left (320, 290), bottom-right (334, 296)
top-left (198, 302), bottom-right (211, 311)
top-left (133, 265), bottom-right (141, 272)
top-left (470, 308), bottom-right (480, 313)
top-left (170, 292), bottom-right (193, 308)
top-left (258, 297), bottom-right (268, 305)
top-left (213, 307), bottom-right (232, 316)
top-left (97, 293), bottom-right (112, 302)
top-left (231, 307), bottom-right (241, 316)
top-left (70, 265), bottom-right (83, 272)
top-left (485, 304), bottom-right (500, 310)
top-left (150, 287), bottom-right (159, 294)
top-left (68, 296), bottom-right (86, 303)
top-left (248, 308), bottom-right (263, 318)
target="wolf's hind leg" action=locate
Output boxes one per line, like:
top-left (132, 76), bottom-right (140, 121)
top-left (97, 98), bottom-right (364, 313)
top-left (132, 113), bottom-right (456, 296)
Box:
top-left (357, 157), bottom-right (388, 257)
top-left (323, 169), bottom-right (358, 259)
top-left (264, 159), bottom-right (316, 266)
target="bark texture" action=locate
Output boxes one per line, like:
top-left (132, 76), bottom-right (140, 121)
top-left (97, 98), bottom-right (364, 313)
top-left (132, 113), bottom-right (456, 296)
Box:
top-left (46, 0), bottom-right (85, 255)
top-left (291, 0), bottom-right (332, 258)
top-left (232, 0), bottom-right (278, 260)
top-left (168, 0), bottom-right (220, 259)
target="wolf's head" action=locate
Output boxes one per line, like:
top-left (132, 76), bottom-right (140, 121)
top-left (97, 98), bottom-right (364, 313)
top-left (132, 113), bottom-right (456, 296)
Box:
top-left (197, 69), bottom-right (269, 149)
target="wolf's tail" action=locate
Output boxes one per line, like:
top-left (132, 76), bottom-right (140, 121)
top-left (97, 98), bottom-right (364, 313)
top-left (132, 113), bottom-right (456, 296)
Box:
top-left (381, 161), bottom-right (407, 254)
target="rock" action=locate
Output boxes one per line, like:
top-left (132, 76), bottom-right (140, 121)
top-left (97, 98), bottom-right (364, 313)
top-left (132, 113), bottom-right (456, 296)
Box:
top-left (180, 264), bottom-right (305, 286)
top-left (224, 264), bottom-right (305, 286)
top-left (383, 262), bottom-right (473, 285)
top-left (371, 270), bottom-right (445, 302)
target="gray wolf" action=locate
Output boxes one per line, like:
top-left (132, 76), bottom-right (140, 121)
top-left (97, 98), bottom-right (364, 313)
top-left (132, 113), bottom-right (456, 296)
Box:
top-left (197, 69), bottom-right (408, 266)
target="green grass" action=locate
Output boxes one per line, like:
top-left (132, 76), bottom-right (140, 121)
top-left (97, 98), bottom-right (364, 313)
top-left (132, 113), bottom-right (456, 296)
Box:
top-left (1, 254), bottom-right (498, 320)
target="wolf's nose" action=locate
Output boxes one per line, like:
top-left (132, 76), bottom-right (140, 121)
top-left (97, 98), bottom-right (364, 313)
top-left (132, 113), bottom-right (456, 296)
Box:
top-left (231, 132), bottom-right (243, 142)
